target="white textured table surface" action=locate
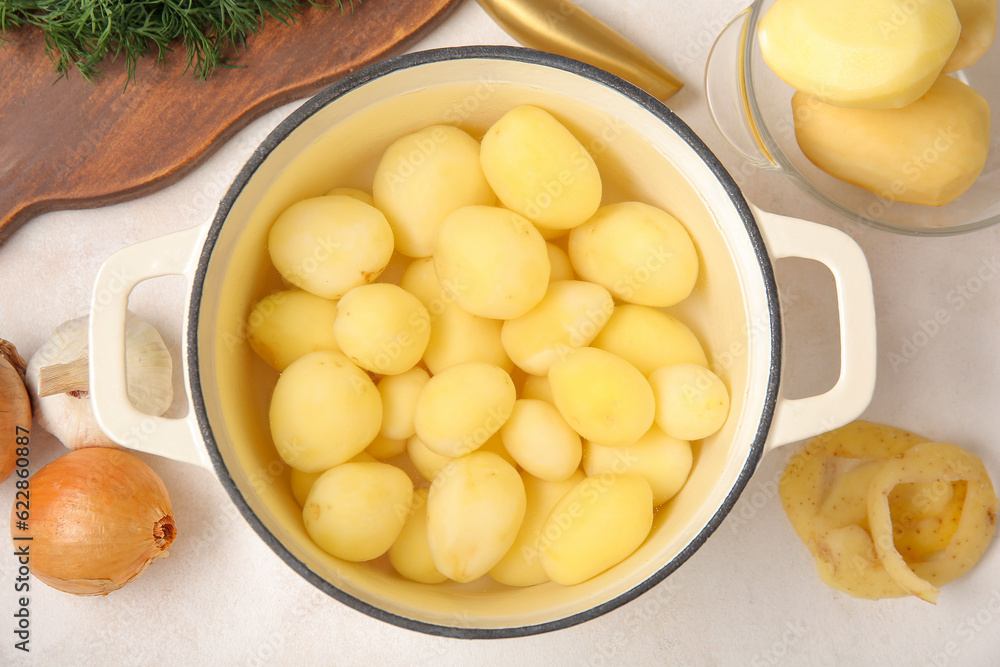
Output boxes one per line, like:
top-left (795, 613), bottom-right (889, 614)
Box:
top-left (2, 1), bottom-right (999, 665)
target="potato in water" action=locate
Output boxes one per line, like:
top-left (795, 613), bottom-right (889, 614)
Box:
top-left (649, 363), bottom-right (730, 441)
top-left (500, 280), bottom-right (614, 376)
top-left (269, 351), bottom-right (382, 473)
top-left (390, 489), bottom-right (447, 584)
top-left (490, 470), bottom-right (586, 587)
top-left (480, 105), bottom-right (602, 230)
top-left (304, 462), bottom-right (413, 562)
top-left (400, 257), bottom-right (513, 374)
top-left (539, 473), bottom-right (653, 585)
top-left (779, 421), bottom-right (998, 601)
top-left (548, 347), bottom-right (655, 448)
top-left (247, 289), bottom-right (339, 372)
top-left (433, 206), bottom-right (551, 320)
top-left (568, 202), bottom-right (698, 308)
top-left (289, 451), bottom-right (377, 507)
top-left (373, 125), bottom-right (495, 258)
top-left (500, 399), bottom-right (582, 482)
top-left (592, 304), bottom-right (707, 376)
top-left (427, 451), bottom-right (526, 583)
top-left (376, 368), bottom-right (430, 441)
top-left (413, 361), bottom-right (516, 458)
top-left (333, 283), bottom-right (431, 375)
top-left (584, 426), bottom-right (693, 506)
top-left (268, 195), bottom-right (394, 299)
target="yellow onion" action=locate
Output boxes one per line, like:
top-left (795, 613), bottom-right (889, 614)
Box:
top-left (13, 447), bottom-right (176, 595)
top-left (0, 338), bottom-right (31, 483)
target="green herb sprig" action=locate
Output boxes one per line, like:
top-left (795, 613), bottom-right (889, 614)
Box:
top-left (0, 0), bottom-right (348, 83)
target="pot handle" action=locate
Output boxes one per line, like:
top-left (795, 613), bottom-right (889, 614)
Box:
top-left (754, 208), bottom-right (877, 450)
top-left (89, 225), bottom-right (212, 470)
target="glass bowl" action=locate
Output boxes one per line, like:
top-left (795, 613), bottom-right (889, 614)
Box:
top-left (705, 0), bottom-right (1000, 236)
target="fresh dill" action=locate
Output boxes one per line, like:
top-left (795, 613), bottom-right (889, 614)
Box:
top-left (0, 0), bottom-right (348, 82)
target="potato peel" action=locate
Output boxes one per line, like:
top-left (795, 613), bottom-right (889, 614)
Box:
top-left (780, 421), bottom-right (998, 601)
top-left (868, 443), bottom-right (998, 603)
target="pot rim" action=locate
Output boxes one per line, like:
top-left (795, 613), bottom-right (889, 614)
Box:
top-left (186, 45), bottom-right (782, 639)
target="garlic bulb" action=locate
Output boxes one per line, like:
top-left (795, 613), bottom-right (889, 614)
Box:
top-left (1, 339), bottom-right (31, 482)
top-left (26, 312), bottom-right (173, 450)
top-left (13, 447), bottom-right (176, 596)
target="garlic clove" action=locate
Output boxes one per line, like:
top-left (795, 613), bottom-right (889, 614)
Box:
top-left (121, 313), bottom-right (174, 416)
top-left (27, 312), bottom-right (174, 451)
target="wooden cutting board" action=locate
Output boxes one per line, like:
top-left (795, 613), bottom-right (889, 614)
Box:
top-left (0, 0), bottom-right (462, 244)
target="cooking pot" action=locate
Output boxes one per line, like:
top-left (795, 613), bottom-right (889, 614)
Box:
top-left (88, 46), bottom-right (876, 638)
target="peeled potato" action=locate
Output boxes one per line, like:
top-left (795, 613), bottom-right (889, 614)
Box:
top-left (303, 462), bottom-right (413, 562)
top-left (759, 0), bottom-right (961, 108)
top-left (584, 426), bottom-right (693, 506)
top-left (400, 257), bottom-right (448, 313)
top-left (326, 187), bottom-right (374, 205)
top-left (649, 363), bottom-right (730, 441)
top-left (568, 202), bottom-right (698, 307)
top-left (427, 451), bottom-right (527, 582)
top-left (377, 367), bottom-right (430, 441)
top-left (289, 452), bottom-right (377, 506)
top-left (480, 105), bottom-right (602, 230)
top-left (548, 347), bottom-right (655, 448)
top-left (535, 223), bottom-right (569, 241)
top-left (793, 75), bottom-right (991, 206)
top-left (269, 351), bottom-right (382, 473)
top-left (490, 470), bottom-right (585, 587)
top-left (373, 125), bottom-right (496, 257)
top-left (268, 195), bottom-right (394, 299)
top-left (407, 435), bottom-right (452, 483)
top-left (521, 374), bottom-right (555, 405)
top-left (366, 434), bottom-right (407, 460)
top-left (433, 206), bottom-right (551, 320)
top-left (547, 243), bottom-right (576, 282)
top-left (333, 283), bottom-right (431, 375)
top-left (943, 0), bottom-right (997, 73)
top-left (413, 362), bottom-right (516, 458)
top-left (400, 257), bottom-right (513, 374)
top-left (247, 289), bottom-right (339, 371)
top-left (500, 399), bottom-right (582, 482)
top-left (424, 303), bottom-right (513, 375)
top-left (500, 280), bottom-right (614, 375)
top-left (291, 468), bottom-right (324, 507)
top-left (539, 474), bottom-right (653, 585)
top-left (591, 304), bottom-right (707, 376)
top-left (480, 432), bottom-right (519, 469)
top-left (390, 489), bottom-right (448, 584)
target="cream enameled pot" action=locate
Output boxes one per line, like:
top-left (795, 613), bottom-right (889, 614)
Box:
top-left (88, 47), bottom-right (876, 638)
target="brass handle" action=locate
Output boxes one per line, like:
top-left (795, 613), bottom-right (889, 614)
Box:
top-left (475, 0), bottom-right (684, 101)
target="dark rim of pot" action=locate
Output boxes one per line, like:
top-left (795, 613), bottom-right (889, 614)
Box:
top-left (187, 45), bottom-right (782, 640)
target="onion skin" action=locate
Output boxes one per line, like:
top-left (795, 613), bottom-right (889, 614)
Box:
top-left (12, 448), bottom-right (176, 596)
top-left (1, 341), bottom-right (32, 483)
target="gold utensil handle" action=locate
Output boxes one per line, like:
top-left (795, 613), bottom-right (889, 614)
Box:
top-left (475, 0), bottom-right (684, 101)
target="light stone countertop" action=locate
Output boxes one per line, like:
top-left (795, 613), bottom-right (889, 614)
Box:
top-left (1, 1), bottom-right (999, 665)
